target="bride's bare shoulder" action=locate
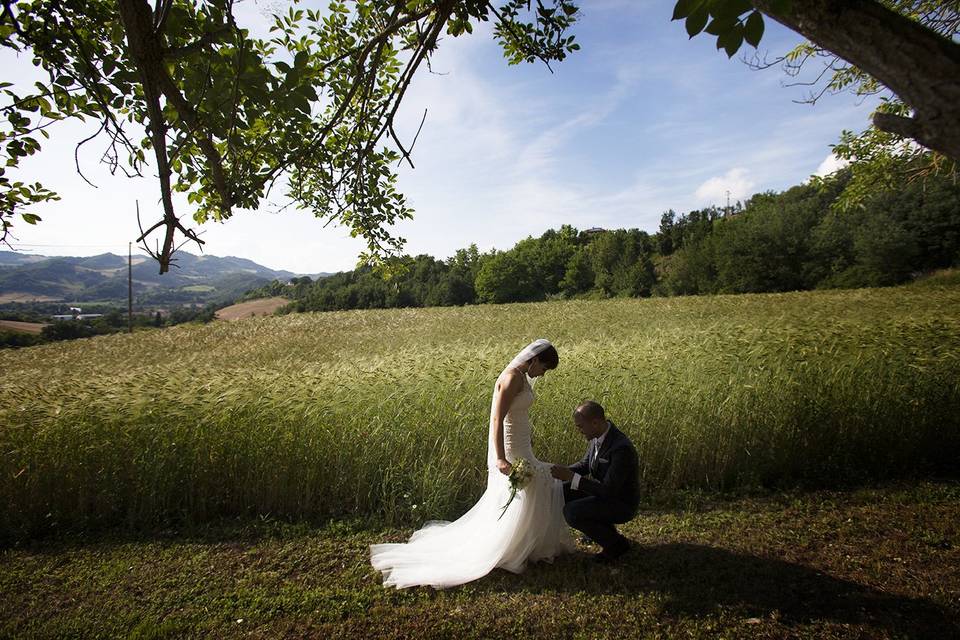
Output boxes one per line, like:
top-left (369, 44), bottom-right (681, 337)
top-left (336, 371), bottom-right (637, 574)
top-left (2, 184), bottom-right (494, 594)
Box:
top-left (496, 367), bottom-right (523, 391)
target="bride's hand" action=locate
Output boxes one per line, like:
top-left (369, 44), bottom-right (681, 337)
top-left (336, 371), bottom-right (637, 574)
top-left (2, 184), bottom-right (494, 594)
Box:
top-left (497, 458), bottom-right (512, 476)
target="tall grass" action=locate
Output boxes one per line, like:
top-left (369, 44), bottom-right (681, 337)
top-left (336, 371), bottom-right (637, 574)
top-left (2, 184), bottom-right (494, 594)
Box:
top-left (1, 285), bottom-right (958, 542)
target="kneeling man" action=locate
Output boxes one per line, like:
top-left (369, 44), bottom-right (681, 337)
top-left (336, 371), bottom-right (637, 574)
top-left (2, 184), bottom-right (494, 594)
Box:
top-left (551, 401), bottom-right (640, 563)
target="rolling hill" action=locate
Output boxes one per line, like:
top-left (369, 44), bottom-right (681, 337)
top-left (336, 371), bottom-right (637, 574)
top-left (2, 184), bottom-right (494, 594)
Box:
top-left (0, 251), bottom-right (326, 307)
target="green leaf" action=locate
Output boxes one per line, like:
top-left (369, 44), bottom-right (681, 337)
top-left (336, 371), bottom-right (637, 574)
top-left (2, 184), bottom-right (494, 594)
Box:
top-left (717, 28), bottom-right (744, 57)
top-left (711, 0), bottom-right (752, 20)
top-left (704, 17), bottom-right (734, 36)
top-left (686, 7), bottom-right (709, 37)
top-left (21, 213), bottom-right (41, 225)
top-left (672, 0), bottom-right (699, 21)
top-left (743, 10), bottom-right (764, 47)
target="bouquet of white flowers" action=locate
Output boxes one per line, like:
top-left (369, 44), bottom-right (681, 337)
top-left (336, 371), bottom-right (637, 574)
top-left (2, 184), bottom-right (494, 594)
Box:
top-left (498, 457), bottom-right (534, 520)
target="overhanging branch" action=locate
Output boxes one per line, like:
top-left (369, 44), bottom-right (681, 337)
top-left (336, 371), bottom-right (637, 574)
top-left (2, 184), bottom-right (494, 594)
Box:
top-left (753, 0), bottom-right (960, 160)
top-left (873, 112), bottom-right (922, 139)
top-left (163, 24), bottom-right (233, 60)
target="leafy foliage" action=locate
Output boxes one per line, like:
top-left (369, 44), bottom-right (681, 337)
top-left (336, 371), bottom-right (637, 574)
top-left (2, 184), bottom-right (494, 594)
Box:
top-left (676, 1), bottom-right (959, 211)
top-left (271, 163), bottom-right (960, 310)
top-left (0, 0), bottom-right (580, 271)
top-left (658, 170), bottom-right (960, 295)
top-left (671, 0), bottom-right (777, 57)
top-left (755, 1), bottom-right (958, 210)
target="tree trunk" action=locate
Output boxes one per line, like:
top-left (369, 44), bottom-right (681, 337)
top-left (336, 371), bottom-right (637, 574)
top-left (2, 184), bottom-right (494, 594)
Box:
top-left (754, 0), bottom-right (960, 161)
top-left (117, 0), bottom-right (178, 273)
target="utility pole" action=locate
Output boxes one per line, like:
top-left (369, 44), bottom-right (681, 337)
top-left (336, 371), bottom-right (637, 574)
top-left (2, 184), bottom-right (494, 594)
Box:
top-left (725, 190), bottom-right (731, 217)
top-left (128, 241), bottom-right (133, 333)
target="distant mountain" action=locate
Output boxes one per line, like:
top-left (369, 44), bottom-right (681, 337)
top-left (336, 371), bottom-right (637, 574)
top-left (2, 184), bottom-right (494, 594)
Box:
top-left (0, 252), bottom-right (48, 267)
top-left (0, 251), bottom-right (324, 306)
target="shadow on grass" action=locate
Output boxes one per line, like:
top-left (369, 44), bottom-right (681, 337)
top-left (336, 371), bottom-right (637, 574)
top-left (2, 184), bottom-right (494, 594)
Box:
top-left (0, 516), bottom-right (374, 552)
top-left (475, 543), bottom-right (959, 640)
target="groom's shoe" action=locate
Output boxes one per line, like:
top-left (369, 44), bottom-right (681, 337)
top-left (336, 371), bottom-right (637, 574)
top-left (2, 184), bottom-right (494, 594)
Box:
top-left (593, 536), bottom-right (631, 564)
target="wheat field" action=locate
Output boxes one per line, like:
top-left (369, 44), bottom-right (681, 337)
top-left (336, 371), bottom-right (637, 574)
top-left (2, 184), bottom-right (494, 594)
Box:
top-left (1, 284), bottom-right (958, 542)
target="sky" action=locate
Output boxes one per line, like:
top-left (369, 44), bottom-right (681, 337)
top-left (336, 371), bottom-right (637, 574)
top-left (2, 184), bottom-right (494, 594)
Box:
top-left (3, 0), bottom-right (873, 275)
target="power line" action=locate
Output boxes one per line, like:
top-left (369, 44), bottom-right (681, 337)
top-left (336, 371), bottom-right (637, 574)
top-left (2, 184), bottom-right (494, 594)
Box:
top-left (9, 243), bottom-right (129, 248)
top-left (7, 242), bottom-right (149, 251)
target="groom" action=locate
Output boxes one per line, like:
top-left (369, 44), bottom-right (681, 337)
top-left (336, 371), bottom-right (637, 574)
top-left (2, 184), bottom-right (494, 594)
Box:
top-left (551, 401), bottom-right (640, 563)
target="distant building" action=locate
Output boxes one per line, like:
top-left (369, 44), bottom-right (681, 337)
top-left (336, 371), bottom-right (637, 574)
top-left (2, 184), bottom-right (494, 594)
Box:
top-left (52, 314), bottom-right (104, 321)
top-left (582, 227), bottom-right (606, 236)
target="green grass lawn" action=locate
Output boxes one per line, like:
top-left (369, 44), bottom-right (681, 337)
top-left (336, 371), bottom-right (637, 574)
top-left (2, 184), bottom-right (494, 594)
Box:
top-left (2, 482), bottom-right (957, 639)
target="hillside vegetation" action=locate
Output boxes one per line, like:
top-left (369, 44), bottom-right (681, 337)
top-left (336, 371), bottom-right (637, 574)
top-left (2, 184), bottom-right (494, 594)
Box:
top-left (257, 169), bottom-right (960, 314)
top-left (1, 282), bottom-right (958, 543)
top-left (0, 251), bottom-right (295, 307)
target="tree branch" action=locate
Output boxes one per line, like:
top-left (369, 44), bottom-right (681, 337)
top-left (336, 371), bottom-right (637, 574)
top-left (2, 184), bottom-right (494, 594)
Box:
top-left (118, 0), bottom-right (179, 273)
top-left (754, 0), bottom-right (960, 160)
top-left (155, 70), bottom-right (234, 213)
top-left (873, 111), bottom-right (922, 140)
top-left (74, 117), bottom-right (107, 187)
top-left (163, 23), bottom-right (233, 60)
top-left (0, 0), bottom-right (26, 39)
top-left (487, 1), bottom-right (555, 72)
top-left (261, 3), bottom-right (441, 188)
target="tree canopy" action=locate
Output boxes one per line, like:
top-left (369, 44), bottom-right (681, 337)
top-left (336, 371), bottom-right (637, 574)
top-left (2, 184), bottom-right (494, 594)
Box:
top-left (677, 0), bottom-right (960, 208)
top-left (0, 0), bottom-right (578, 272)
top-left (2, 0), bottom-right (958, 274)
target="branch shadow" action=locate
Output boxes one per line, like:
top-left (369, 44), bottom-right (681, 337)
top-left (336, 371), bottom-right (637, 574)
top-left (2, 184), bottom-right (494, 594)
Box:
top-left (474, 543), bottom-right (959, 639)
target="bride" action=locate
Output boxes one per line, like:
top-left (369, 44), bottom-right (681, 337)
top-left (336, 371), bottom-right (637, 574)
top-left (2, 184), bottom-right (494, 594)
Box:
top-left (369, 338), bottom-right (575, 588)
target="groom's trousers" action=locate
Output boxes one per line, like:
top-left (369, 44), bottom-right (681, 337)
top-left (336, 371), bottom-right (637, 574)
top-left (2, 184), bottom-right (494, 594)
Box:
top-left (562, 485), bottom-right (634, 551)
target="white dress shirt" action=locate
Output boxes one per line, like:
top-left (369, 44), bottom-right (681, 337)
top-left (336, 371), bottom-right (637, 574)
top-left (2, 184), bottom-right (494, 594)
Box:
top-left (571, 422), bottom-right (611, 491)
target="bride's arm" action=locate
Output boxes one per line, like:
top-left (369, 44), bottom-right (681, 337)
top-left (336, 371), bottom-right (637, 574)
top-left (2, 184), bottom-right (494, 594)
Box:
top-left (491, 371), bottom-right (522, 475)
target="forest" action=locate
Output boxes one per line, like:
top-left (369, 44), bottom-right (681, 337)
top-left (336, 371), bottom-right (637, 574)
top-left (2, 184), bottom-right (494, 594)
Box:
top-left (250, 168), bottom-right (960, 313)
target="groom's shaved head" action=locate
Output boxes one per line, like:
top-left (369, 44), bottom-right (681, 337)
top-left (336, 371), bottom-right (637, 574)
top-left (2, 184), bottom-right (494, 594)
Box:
top-left (575, 401), bottom-right (605, 422)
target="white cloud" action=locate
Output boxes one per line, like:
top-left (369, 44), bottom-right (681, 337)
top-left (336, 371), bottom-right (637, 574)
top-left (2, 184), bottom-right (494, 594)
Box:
top-left (814, 152), bottom-right (849, 177)
top-left (694, 168), bottom-right (755, 206)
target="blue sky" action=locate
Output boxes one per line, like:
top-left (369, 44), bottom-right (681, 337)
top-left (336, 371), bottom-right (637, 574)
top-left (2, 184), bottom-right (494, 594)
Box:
top-left (4, 0), bottom-right (874, 274)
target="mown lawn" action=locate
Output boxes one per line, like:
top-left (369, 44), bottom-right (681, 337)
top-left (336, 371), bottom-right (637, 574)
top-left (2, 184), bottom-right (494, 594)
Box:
top-left (2, 482), bottom-right (957, 639)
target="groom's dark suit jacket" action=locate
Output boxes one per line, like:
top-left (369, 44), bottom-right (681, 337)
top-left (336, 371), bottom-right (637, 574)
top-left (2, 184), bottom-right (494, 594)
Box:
top-left (568, 422), bottom-right (640, 513)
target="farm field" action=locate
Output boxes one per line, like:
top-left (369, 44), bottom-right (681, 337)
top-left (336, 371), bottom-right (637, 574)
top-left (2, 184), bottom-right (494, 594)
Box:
top-left (0, 293), bottom-right (61, 303)
top-left (0, 319), bottom-right (46, 334)
top-left (1, 283), bottom-right (958, 542)
top-left (215, 296), bottom-right (290, 320)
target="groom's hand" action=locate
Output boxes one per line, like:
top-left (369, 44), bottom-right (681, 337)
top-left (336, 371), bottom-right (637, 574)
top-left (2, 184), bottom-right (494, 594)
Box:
top-left (550, 465), bottom-right (573, 482)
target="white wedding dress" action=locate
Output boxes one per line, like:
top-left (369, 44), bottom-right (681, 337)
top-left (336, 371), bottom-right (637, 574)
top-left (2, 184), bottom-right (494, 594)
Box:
top-left (370, 371), bottom-right (575, 588)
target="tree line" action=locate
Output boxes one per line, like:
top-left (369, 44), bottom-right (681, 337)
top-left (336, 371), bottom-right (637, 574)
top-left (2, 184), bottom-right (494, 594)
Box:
top-left (0, 304), bottom-right (217, 349)
top-left (246, 168), bottom-right (960, 314)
